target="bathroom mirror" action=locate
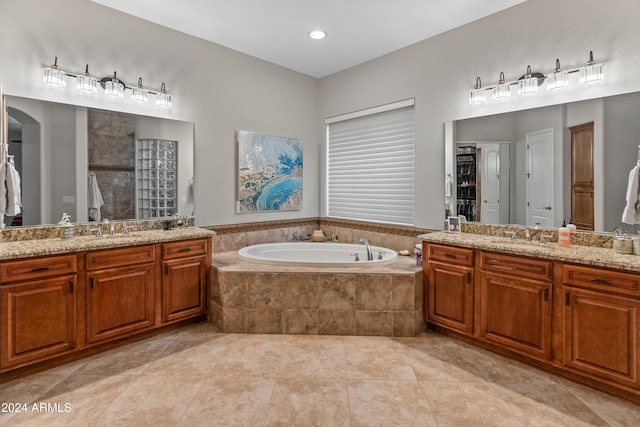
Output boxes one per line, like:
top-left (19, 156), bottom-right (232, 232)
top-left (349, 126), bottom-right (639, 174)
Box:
top-left (445, 91), bottom-right (640, 233)
top-left (4, 95), bottom-right (194, 227)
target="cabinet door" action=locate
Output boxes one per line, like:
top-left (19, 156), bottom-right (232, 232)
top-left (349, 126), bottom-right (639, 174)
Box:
top-left (564, 287), bottom-right (640, 388)
top-left (480, 272), bottom-right (551, 360)
top-left (86, 264), bottom-right (155, 344)
top-left (426, 261), bottom-right (474, 334)
top-left (161, 255), bottom-right (208, 323)
top-left (0, 275), bottom-right (76, 369)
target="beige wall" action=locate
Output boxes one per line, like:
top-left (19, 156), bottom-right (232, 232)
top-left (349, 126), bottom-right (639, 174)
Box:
top-left (3, 0), bottom-right (640, 229)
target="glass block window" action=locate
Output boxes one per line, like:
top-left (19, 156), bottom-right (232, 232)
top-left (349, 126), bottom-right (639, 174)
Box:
top-left (136, 139), bottom-right (178, 218)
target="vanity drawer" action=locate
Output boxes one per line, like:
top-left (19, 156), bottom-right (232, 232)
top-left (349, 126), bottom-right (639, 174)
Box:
top-left (563, 264), bottom-right (640, 297)
top-left (86, 245), bottom-right (156, 271)
top-left (427, 244), bottom-right (474, 266)
top-left (0, 255), bottom-right (77, 283)
top-left (162, 238), bottom-right (209, 260)
top-left (480, 252), bottom-right (551, 281)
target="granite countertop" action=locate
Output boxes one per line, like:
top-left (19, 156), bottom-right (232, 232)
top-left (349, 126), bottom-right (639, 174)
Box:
top-left (419, 231), bottom-right (640, 273)
top-left (0, 227), bottom-right (216, 261)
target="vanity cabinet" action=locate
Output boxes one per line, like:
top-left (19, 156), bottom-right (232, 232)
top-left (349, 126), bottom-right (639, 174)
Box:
top-left (479, 252), bottom-right (552, 360)
top-left (161, 239), bottom-right (209, 324)
top-left (0, 255), bottom-right (77, 369)
top-left (425, 244), bottom-right (474, 335)
top-left (562, 264), bottom-right (640, 389)
top-left (85, 245), bottom-right (157, 344)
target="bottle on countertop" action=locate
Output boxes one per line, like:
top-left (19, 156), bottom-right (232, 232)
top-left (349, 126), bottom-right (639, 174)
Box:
top-left (558, 220), bottom-right (570, 247)
top-left (567, 218), bottom-right (577, 233)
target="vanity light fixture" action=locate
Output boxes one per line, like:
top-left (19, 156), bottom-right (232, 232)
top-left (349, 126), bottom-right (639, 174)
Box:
top-left (469, 77), bottom-right (486, 104)
top-left (41, 57), bottom-right (173, 108)
top-left (43, 57), bottom-right (66, 88)
top-left (579, 50), bottom-right (605, 85)
top-left (156, 82), bottom-right (172, 108)
top-left (492, 72), bottom-right (511, 100)
top-left (517, 65), bottom-right (543, 95)
top-left (76, 64), bottom-right (98, 94)
top-left (131, 77), bottom-right (149, 104)
top-left (469, 50), bottom-right (606, 105)
top-left (104, 71), bottom-right (125, 98)
top-left (309, 30), bottom-right (326, 40)
top-left (546, 59), bottom-right (569, 90)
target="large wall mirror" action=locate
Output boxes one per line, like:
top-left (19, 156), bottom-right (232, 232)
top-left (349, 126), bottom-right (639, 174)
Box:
top-left (445, 91), bottom-right (640, 233)
top-left (4, 95), bottom-right (194, 228)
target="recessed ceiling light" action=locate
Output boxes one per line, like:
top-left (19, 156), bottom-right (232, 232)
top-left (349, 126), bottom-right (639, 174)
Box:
top-left (309, 30), bottom-right (326, 40)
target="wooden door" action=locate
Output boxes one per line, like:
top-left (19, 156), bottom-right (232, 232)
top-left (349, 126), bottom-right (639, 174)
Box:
top-left (570, 122), bottom-right (594, 230)
top-left (479, 143), bottom-right (501, 224)
top-left (161, 255), bottom-right (208, 323)
top-left (564, 286), bottom-right (640, 388)
top-left (86, 264), bottom-right (155, 344)
top-left (480, 272), bottom-right (551, 360)
top-left (0, 275), bottom-right (76, 369)
top-left (426, 261), bottom-right (474, 334)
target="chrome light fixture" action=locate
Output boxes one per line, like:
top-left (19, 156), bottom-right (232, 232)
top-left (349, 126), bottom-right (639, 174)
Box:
top-left (156, 82), bottom-right (172, 108)
top-left (104, 72), bottom-right (125, 98)
top-left (76, 64), bottom-right (98, 93)
top-left (517, 65), bottom-right (542, 95)
top-left (43, 57), bottom-right (67, 88)
top-left (131, 77), bottom-right (149, 104)
top-left (546, 59), bottom-right (569, 90)
top-left (492, 72), bottom-right (511, 100)
top-left (579, 50), bottom-right (604, 85)
top-left (469, 77), bottom-right (486, 104)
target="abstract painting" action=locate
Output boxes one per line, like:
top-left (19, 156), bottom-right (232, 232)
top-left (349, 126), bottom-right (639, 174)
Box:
top-left (237, 130), bottom-right (303, 212)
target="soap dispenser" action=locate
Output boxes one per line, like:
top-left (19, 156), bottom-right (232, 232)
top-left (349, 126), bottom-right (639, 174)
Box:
top-left (558, 221), bottom-right (570, 247)
top-left (567, 218), bottom-right (577, 233)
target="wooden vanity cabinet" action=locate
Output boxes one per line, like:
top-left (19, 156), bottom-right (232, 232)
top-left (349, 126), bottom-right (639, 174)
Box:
top-left (0, 255), bottom-right (77, 370)
top-left (425, 244), bottom-right (475, 335)
top-left (479, 252), bottom-right (552, 360)
top-left (562, 264), bottom-right (640, 389)
top-left (161, 239), bottom-right (209, 324)
top-left (85, 245), bottom-right (156, 345)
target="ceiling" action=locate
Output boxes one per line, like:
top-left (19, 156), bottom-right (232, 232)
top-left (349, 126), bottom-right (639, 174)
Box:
top-left (95, 0), bottom-right (526, 78)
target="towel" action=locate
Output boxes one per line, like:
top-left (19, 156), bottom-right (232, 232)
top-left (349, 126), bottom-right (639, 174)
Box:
top-left (88, 172), bottom-right (104, 221)
top-left (445, 174), bottom-right (452, 198)
top-left (0, 161), bottom-right (22, 216)
top-left (622, 165), bottom-right (640, 224)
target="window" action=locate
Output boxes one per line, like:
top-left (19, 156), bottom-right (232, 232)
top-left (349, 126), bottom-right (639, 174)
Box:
top-left (136, 139), bottom-right (178, 218)
top-left (326, 99), bottom-right (415, 225)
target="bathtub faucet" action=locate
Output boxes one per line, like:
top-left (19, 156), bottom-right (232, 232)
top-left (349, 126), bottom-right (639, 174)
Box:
top-left (359, 238), bottom-right (373, 261)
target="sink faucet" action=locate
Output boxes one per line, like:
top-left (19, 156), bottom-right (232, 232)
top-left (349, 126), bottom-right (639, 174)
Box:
top-left (539, 234), bottom-right (553, 244)
top-left (359, 238), bottom-right (373, 261)
top-left (524, 226), bottom-right (531, 243)
top-left (504, 231), bottom-right (516, 241)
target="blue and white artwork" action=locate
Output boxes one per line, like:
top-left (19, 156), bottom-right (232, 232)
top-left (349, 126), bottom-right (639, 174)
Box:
top-left (237, 130), bottom-right (303, 212)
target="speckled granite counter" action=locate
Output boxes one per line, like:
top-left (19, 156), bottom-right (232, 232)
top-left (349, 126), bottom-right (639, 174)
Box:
top-left (0, 227), bottom-right (215, 261)
top-left (419, 231), bottom-right (640, 273)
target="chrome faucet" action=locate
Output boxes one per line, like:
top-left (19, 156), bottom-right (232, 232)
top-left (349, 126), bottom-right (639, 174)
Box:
top-left (504, 231), bottom-right (516, 241)
top-left (524, 226), bottom-right (531, 243)
top-left (359, 238), bottom-right (373, 261)
top-left (539, 234), bottom-right (553, 244)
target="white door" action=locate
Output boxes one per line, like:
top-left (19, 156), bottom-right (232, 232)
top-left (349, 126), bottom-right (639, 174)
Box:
top-left (479, 143), bottom-right (500, 224)
top-left (526, 129), bottom-right (554, 227)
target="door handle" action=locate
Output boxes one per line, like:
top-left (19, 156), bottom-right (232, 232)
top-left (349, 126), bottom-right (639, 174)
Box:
top-left (543, 287), bottom-right (548, 301)
top-left (69, 280), bottom-right (74, 294)
top-left (543, 206), bottom-right (552, 210)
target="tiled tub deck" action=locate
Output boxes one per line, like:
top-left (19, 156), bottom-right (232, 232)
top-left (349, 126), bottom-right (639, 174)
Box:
top-left (210, 251), bottom-right (424, 336)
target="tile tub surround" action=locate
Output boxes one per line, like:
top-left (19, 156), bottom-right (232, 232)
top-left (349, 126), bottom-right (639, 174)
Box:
top-left (211, 251), bottom-right (424, 336)
top-left (420, 230), bottom-right (640, 273)
top-left (208, 217), bottom-right (432, 253)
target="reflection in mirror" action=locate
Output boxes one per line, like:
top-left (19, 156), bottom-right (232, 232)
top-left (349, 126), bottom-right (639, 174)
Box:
top-left (446, 91), bottom-right (640, 233)
top-left (4, 96), bottom-right (194, 228)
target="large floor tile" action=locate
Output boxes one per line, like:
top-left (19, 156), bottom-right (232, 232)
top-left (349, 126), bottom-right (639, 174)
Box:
top-left (344, 337), bottom-right (416, 380)
top-left (264, 378), bottom-right (350, 426)
top-left (275, 337), bottom-right (347, 379)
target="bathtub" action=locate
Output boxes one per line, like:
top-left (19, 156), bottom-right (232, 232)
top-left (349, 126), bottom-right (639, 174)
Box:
top-left (238, 242), bottom-right (398, 267)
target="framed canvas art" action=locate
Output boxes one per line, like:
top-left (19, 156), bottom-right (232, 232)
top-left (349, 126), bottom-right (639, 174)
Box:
top-left (237, 130), bottom-right (303, 213)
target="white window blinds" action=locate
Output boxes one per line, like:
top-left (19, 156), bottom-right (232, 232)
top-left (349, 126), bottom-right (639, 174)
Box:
top-left (326, 103), bottom-right (415, 225)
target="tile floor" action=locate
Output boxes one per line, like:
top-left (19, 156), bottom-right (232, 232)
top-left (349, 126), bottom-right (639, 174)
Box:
top-left (1, 322), bottom-right (639, 426)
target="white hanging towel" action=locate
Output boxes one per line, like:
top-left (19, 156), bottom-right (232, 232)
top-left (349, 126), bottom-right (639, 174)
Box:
top-left (0, 161), bottom-right (22, 216)
top-left (445, 174), bottom-right (452, 198)
top-left (88, 172), bottom-right (104, 221)
top-left (622, 165), bottom-right (640, 224)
